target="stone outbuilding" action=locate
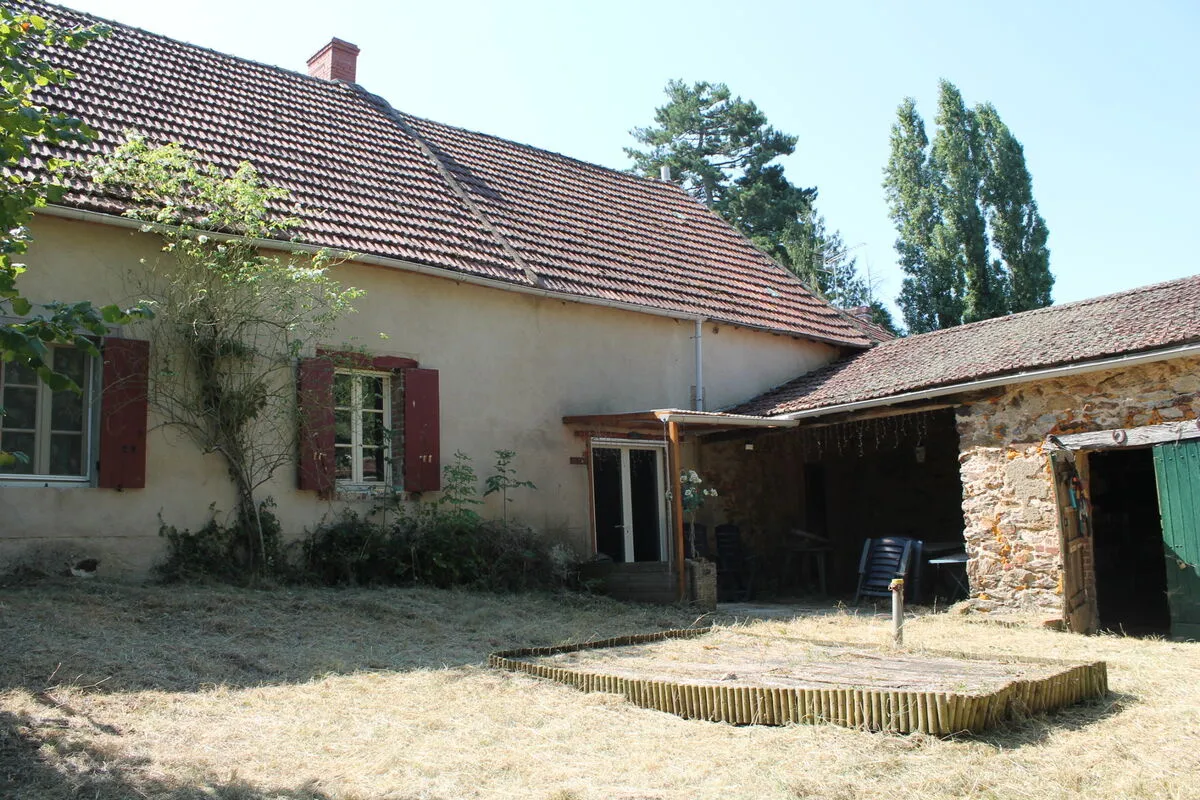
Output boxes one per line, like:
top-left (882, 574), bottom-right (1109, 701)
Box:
top-left (718, 275), bottom-right (1200, 638)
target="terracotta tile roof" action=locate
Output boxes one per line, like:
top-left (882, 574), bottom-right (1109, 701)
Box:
top-left (733, 273), bottom-right (1200, 417)
top-left (839, 306), bottom-right (897, 344)
top-left (15, 1), bottom-right (870, 348)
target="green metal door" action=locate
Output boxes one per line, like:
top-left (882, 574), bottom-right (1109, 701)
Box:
top-left (1153, 439), bottom-right (1200, 640)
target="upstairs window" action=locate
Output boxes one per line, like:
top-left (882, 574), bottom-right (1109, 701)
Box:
top-left (334, 370), bottom-right (391, 485)
top-left (1, 348), bottom-right (92, 479)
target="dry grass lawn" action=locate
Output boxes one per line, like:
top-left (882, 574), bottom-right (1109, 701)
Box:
top-left (1, 580), bottom-right (1197, 800)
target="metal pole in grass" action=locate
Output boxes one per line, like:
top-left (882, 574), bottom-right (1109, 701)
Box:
top-left (889, 578), bottom-right (904, 646)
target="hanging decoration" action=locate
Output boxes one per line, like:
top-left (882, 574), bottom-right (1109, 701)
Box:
top-left (792, 409), bottom-right (946, 461)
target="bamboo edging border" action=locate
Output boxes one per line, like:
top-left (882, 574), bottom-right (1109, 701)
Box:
top-left (488, 627), bottom-right (1109, 735)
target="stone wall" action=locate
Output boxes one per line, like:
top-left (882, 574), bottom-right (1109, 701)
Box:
top-left (955, 355), bottom-right (1200, 614)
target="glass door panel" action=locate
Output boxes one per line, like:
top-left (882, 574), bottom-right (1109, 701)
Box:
top-left (629, 448), bottom-right (663, 561)
top-left (592, 447), bottom-right (625, 561)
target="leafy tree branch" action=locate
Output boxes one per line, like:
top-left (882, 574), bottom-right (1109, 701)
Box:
top-left (0, 8), bottom-right (151, 469)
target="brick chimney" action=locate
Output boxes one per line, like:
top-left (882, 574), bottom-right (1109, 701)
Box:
top-left (307, 38), bottom-right (360, 83)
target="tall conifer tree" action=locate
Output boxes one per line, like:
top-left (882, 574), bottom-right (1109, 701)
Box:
top-left (883, 81), bottom-right (1053, 331)
top-left (976, 104), bottom-right (1053, 312)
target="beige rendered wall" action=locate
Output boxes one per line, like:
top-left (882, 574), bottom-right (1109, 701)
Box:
top-left (955, 355), bottom-right (1200, 615)
top-left (0, 214), bottom-right (839, 576)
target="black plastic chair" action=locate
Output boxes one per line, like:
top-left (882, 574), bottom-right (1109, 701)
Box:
top-left (854, 537), bottom-right (923, 603)
top-left (715, 524), bottom-right (756, 601)
top-left (686, 522), bottom-right (710, 560)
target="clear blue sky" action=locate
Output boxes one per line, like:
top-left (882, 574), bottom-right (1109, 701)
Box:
top-left (65, 0), bottom-right (1200, 321)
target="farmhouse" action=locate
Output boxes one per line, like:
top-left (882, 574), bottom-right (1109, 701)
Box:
top-left (2, 1), bottom-right (1197, 638)
top-left (1, 1), bottom-right (867, 576)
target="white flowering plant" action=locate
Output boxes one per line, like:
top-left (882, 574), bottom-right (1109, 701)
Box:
top-left (674, 469), bottom-right (718, 512)
top-left (669, 469), bottom-right (719, 559)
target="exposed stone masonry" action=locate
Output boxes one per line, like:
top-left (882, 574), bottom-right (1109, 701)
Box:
top-left (955, 356), bottom-right (1200, 614)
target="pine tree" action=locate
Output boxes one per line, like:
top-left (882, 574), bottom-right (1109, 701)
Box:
top-left (629, 79), bottom-right (888, 329)
top-left (626, 80), bottom-right (802, 210)
top-left (883, 81), bottom-right (1053, 331)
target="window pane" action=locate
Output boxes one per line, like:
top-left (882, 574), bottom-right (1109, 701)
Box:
top-left (333, 374), bottom-right (352, 406)
top-left (363, 411), bottom-right (386, 447)
top-left (335, 446), bottom-right (353, 479)
top-left (54, 348), bottom-right (87, 386)
top-left (0, 432), bottom-right (35, 474)
top-left (592, 447), bottom-right (625, 562)
top-left (362, 376), bottom-right (385, 411)
top-left (334, 409), bottom-right (352, 445)
top-left (51, 388), bottom-right (85, 432)
top-left (362, 447), bottom-right (385, 481)
top-left (2, 386), bottom-right (37, 430)
top-left (3, 362), bottom-right (37, 386)
top-left (49, 433), bottom-right (84, 476)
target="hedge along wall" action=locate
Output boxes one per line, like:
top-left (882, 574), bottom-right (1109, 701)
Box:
top-left (955, 356), bottom-right (1200, 614)
top-left (489, 628), bottom-right (1108, 735)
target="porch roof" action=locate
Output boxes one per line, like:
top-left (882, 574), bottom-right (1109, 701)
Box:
top-left (562, 408), bottom-right (799, 434)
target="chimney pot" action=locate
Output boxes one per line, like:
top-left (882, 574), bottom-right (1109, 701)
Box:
top-left (659, 165), bottom-right (672, 182)
top-left (307, 38), bottom-right (360, 83)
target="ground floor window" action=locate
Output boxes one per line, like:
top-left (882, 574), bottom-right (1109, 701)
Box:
top-left (591, 440), bottom-right (667, 563)
top-left (0, 348), bottom-right (93, 479)
top-left (333, 370), bottom-right (391, 485)
top-left (298, 354), bottom-right (439, 495)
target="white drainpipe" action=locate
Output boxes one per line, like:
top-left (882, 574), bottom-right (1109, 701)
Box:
top-left (694, 319), bottom-right (705, 411)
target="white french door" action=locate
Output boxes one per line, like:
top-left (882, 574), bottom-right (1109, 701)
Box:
top-left (591, 440), bottom-right (668, 563)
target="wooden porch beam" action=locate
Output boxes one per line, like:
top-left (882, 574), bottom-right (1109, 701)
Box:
top-left (1049, 419), bottom-right (1200, 450)
top-left (668, 420), bottom-right (686, 602)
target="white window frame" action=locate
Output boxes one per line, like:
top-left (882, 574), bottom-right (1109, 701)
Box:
top-left (333, 368), bottom-right (392, 486)
top-left (0, 347), bottom-right (96, 485)
top-left (590, 438), bottom-right (669, 563)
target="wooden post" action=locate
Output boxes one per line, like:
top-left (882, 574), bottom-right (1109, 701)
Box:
top-left (890, 578), bottom-right (904, 646)
top-left (668, 420), bottom-right (687, 602)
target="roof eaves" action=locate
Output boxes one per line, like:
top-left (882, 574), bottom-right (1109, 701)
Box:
top-left (774, 339), bottom-right (1200, 421)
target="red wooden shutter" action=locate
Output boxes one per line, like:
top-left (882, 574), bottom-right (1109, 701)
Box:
top-left (297, 357), bottom-right (335, 494)
top-left (98, 337), bottom-right (149, 490)
top-left (403, 367), bottom-right (440, 492)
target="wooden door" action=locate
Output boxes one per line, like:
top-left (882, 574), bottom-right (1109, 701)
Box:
top-left (1153, 439), bottom-right (1200, 640)
top-left (1049, 450), bottom-right (1098, 633)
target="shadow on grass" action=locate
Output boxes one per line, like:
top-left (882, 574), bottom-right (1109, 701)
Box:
top-left (952, 690), bottom-right (1136, 748)
top-left (0, 578), bottom-right (698, 695)
top-left (0, 709), bottom-right (340, 800)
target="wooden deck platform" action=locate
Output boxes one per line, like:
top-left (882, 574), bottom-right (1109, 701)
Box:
top-left (489, 628), bottom-right (1108, 735)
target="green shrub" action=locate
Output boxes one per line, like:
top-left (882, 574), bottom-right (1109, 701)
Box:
top-left (299, 511), bottom-right (407, 586)
top-left (156, 500), bottom-right (284, 584)
top-left (299, 511), bottom-right (582, 592)
top-left (158, 451), bottom-right (584, 593)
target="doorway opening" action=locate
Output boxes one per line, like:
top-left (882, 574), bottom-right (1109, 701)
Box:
top-left (591, 441), bottom-right (668, 563)
top-left (1089, 448), bottom-right (1170, 635)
